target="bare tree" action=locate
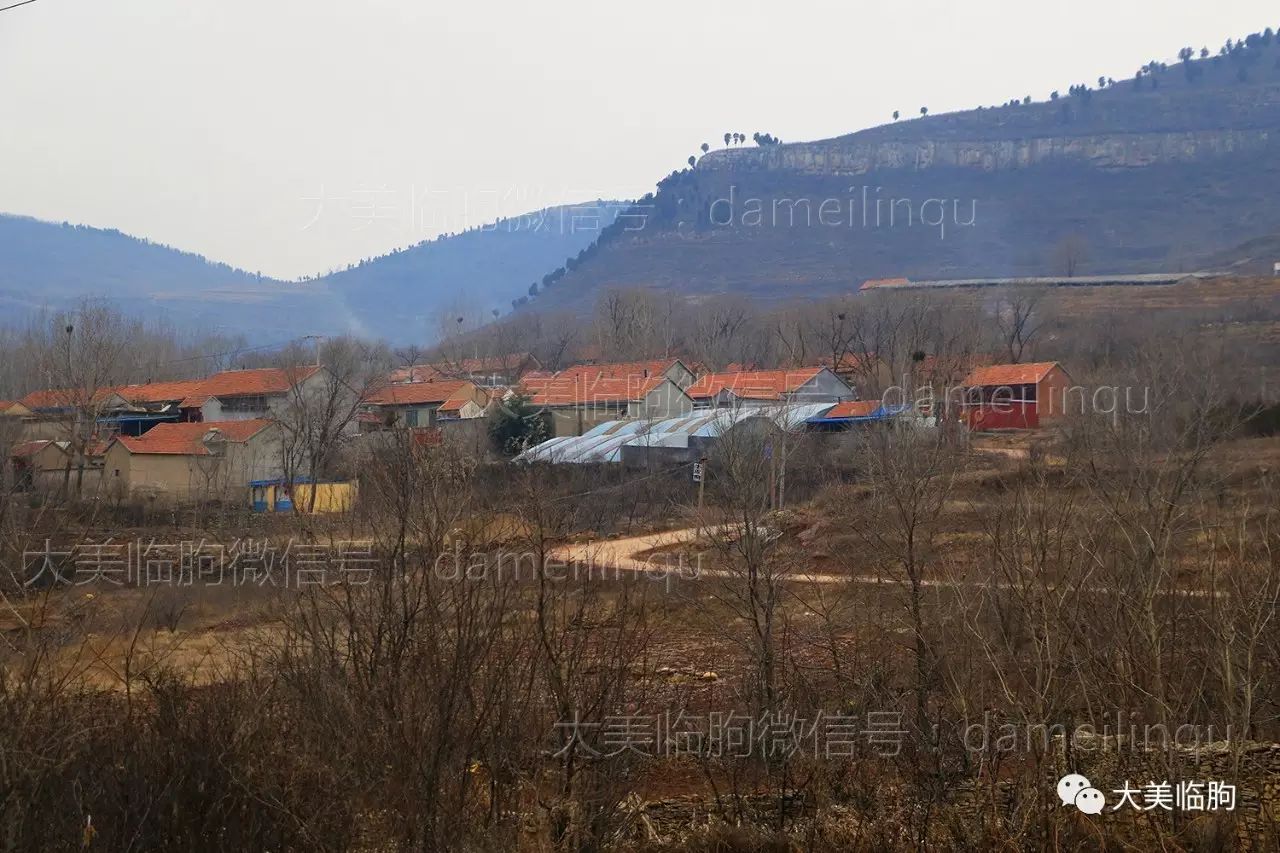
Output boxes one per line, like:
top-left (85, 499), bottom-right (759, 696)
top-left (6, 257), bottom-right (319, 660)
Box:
top-left (35, 303), bottom-right (131, 498)
top-left (690, 296), bottom-right (754, 369)
top-left (276, 337), bottom-right (387, 513)
top-left (1052, 233), bottom-right (1089, 278)
top-left (843, 426), bottom-right (958, 747)
top-left (695, 410), bottom-right (792, 717)
top-left (992, 285), bottom-right (1048, 363)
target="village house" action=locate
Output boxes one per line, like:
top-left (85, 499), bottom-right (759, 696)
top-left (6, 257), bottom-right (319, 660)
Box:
top-left (960, 361), bottom-right (1073, 430)
top-left (102, 419), bottom-right (283, 502)
top-left (14, 387), bottom-right (137, 442)
top-left (6, 366), bottom-right (355, 496)
top-left (9, 440), bottom-right (71, 491)
top-left (536, 358), bottom-right (698, 390)
top-left (0, 401), bottom-right (30, 448)
top-left (685, 367), bottom-right (854, 409)
top-left (521, 374), bottom-right (694, 437)
top-left (112, 377), bottom-right (214, 427)
top-left (12, 366), bottom-right (331, 444)
top-left (360, 379), bottom-right (489, 430)
top-left (180, 366), bottom-right (328, 422)
top-left (7, 437), bottom-right (112, 494)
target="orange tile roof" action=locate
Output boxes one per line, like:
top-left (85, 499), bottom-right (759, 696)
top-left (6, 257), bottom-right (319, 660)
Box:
top-left (116, 378), bottom-right (209, 405)
top-left (822, 400), bottom-right (881, 419)
top-left (114, 419), bottom-right (274, 455)
top-left (963, 362), bottom-right (1063, 388)
top-left (19, 387), bottom-right (123, 410)
top-left (196, 366), bottom-right (320, 398)
top-left (19, 366), bottom-right (319, 414)
top-left (364, 380), bottom-right (474, 406)
top-left (686, 368), bottom-right (824, 401)
top-left (526, 375), bottom-right (668, 407)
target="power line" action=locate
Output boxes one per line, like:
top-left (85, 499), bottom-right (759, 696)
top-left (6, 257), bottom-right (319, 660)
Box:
top-left (0, 1), bottom-right (42, 13)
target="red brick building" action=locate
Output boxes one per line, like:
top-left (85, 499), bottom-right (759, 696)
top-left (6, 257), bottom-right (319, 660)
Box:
top-left (961, 361), bottom-right (1073, 430)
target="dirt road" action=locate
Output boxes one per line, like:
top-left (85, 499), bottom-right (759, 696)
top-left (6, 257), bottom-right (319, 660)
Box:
top-left (549, 526), bottom-right (1224, 598)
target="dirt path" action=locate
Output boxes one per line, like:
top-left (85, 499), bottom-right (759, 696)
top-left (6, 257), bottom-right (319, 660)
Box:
top-left (550, 527), bottom-right (1224, 599)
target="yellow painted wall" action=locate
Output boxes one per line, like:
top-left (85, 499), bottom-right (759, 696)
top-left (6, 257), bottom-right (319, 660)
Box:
top-left (292, 481), bottom-right (356, 513)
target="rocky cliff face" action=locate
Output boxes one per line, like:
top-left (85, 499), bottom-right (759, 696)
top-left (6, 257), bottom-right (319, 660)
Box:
top-left (699, 129), bottom-right (1275, 175)
top-left (526, 50), bottom-right (1280, 311)
top-left (702, 74), bottom-right (1280, 176)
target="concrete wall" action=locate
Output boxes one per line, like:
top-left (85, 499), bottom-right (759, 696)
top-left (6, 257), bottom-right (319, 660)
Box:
top-left (664, 362), bottom-right (697, 389)
top-left (1036, 365), bottom-right (1076, 421)
top-left (548, 405), bottom-right (625, 438)
top-left (793, 369), bottom-right (856, 403)
top-left (17, 417), bottom-right (66, 442)
top-left (201, 397), bottom-right (274, 422)
top-left (16, 443), bottom-right (105, 494)
top-left (627, 380), bottom-right (695, 420)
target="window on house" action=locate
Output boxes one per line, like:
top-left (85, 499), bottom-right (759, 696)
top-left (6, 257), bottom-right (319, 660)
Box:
top-left (404, 409), bottom-right (419, 427)
top-left (221, 395), bottom-right (269, 412)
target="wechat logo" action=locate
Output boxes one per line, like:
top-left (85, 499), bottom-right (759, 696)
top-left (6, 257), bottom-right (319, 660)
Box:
top-left (1058, 773), bottom-right (1105, 815)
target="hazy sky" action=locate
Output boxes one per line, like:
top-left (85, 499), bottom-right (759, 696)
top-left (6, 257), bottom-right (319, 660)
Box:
top-left (1, 0), bottom-right (1274, 279)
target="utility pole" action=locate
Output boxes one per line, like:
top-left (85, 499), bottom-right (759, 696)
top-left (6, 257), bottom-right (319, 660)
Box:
top-left (766, 441), bottom-right (776, 511)
top-left (695, 455), bottom-right (707, 539)
top-left (61, 323), bottom-right (75, 498)
top-left (778, 434), bottom-right (787, 511)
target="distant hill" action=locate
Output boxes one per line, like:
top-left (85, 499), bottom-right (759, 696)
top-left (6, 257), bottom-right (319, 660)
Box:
top-left (318, 201), bottom-right (625, 340)
top-left (0, 215), bottom-right (274, 304)
top-left (528, 32), bottom-right (1280, 311)
top-left (0, 202), bottom-right (624, 341)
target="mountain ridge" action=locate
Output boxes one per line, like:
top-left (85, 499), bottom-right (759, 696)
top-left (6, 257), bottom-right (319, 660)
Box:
top-left (0, 201), bottom-right (624, 341)
top-left (523, 34), bottom-right (1280, 312)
